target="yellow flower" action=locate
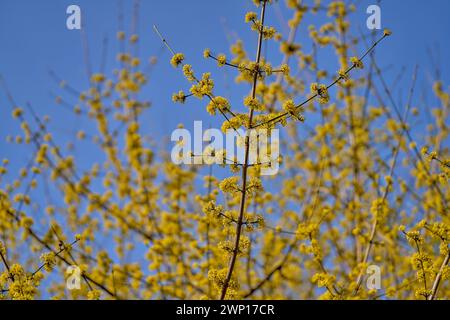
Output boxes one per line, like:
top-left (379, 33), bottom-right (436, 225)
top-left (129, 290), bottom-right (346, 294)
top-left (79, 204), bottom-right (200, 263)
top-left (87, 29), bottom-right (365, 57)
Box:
top-left (310, 83), bottom-right (330, 104)
top-left (130, 34), bottom-right (139, 43)
top-left (20, 216), bottom-right (34, 229)
top-left (283, 99), bottom-right (304, 121)
top-left (219, 177), bottom-right (240, 193)
top-left (170, 53), bottom-right (185, 68)
top-left (131, 58), bottom-right (140, 67)
top-left (429, 151), bottom-right (437, 160)
top-left (190, 73), bottom-right (214, 98)
top-left (338, 68), bottom-right (349, 81)
top-left (280, 64), bottom-right (290, 75)
top-left (371, 198), bottom-right (389, 222)
top-left (386, 287), bottom-right (397, 297)
top-left (282, 99), bottom-right (296, 114)
top-left (172, 91), bottom-right (187, 104)
top-left (206, 96), bottom-right (230, 115)
top-left (245, 12), bottom-right (257, 23)
top-left (244, 96), bottom-right (264, 111)
top-left (385, 175), bottom-right (393, 185)
top-left (203, 201), bottom-right (224, 218)
top-left (421, 146), bottom-right (428, 155)
top-left (12, 108), bottom-right (23, 119)
top-left (350, 56), bottom-right (364, 69)
top-left (40, 252), bottom-right (56, 272)
top-left (87, 290), bottom-right (101, 300)
top-left (0, 241), bottom-right (6, 256)
top-left (262, 26), bottom-right (276, 39)
top-left (77, 130), bottom-right (86, 140)
top-left (383, 29), bottom-right (392, 37)
top-left (312, 273), bottom-right (336, 288)
top-left (217, 54), bottom-right (227, 67)
top-left (117, 31), bottom-right (125, 40)
top-left (182, 64), bottom-right (195, 82)
top-left (203, 48), bottom-right (211, 58)
top-left (91, 73), bottom-right (106, 83)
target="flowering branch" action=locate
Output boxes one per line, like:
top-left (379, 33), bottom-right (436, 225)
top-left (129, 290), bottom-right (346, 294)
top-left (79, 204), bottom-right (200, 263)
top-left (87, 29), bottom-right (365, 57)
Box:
top-left (251, 31), bottom-right (391, 129)
top-left (428, 252), bottom-right (450, 300)
top-left (219, 0), bottom-right (268, 300)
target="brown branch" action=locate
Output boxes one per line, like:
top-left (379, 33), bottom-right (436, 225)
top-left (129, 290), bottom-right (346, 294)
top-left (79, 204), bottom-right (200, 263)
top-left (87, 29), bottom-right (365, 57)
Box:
top-left (0, 251), bottom-right (13, 281)
top-left (220, 0), bottom-right (267, 300)
top-left (428, 252), bottom-right (450, 300)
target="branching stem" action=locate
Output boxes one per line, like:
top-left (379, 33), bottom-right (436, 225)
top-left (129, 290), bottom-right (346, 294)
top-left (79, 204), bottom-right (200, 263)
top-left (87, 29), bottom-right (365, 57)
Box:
top-left (219, 0), bottom-right (267, 300)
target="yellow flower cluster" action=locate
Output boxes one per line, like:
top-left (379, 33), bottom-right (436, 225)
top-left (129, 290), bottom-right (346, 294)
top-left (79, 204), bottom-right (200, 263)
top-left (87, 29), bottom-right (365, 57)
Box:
top-left (217, 54), bottom-right (227, 67)
top-left (243, 96), bottom-right (264, 111)
top-left (172, 91), bottom-right (187, 104)
top-left (245, 12), bottom-right (257, 23)
top-left (87, 290), bottom-right (101, 300)
top-left (206, 96), bottom-right (230, 115)
top-left (312, 272), bottom-right (336, 289)
top-left (282, 99), bottom-right (304, 121)
top-left (219, 176), bottom-right (240, 193)
top-left (91, 73), bottom-right (106, 83)
top-left (310, 83), bottom-right (330, 104)
top-left (1, 264), bottom-right (43, 300)
top-left (0, 241), bottom-right (5, 256)
top-left (350, 56), bottom-right (364, 69)
top-left (12, 107), bottom-right (23, 119)
top-left (203, 48), bottom-right (211, 58)
top-left (183, 64), bottom-right (196, 82)
top-left (40, 252), bottom-right (56, 272)
top-left (170, 53), bottom-right (185, 68)
top-left (190, 73), bottom-right (214, 98)
top-left (208, 268), bottom-right (239, 298)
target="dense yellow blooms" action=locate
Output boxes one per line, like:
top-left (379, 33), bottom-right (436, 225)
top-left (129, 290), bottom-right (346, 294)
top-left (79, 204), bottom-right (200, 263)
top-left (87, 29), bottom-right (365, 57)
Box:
top-left (206, 96), bottom-right (230, 115)
top-left (216, 54), bottom-right (227, 67)
top-left (243, 96), bottom-right (264, 112)
top-left (40, 253), bottom-right (56, 272)
top-left (172, 91), bottom-right (187, 104)
top-left (245, 12), bottom-right (257, 23)
top-left (190, 73), bottom-right (214, 98)
top-left (310, 83), bottom-right (330, 104)
top-left (170, 53), bottom-right (185, 68)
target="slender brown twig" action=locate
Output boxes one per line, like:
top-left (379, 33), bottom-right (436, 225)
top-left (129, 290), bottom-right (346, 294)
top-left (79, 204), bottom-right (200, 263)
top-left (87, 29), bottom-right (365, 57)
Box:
top-left (428, 252), bottom-right (450, 300)
top-left (220, 0), bottom-right (267, 300)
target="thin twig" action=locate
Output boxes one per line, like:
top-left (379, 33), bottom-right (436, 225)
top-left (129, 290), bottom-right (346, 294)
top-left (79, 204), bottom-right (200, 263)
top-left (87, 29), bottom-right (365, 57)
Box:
top-left (220, 0), bottom-right (267, 300)
top-left (428, 252), bottom-right (450, 300)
